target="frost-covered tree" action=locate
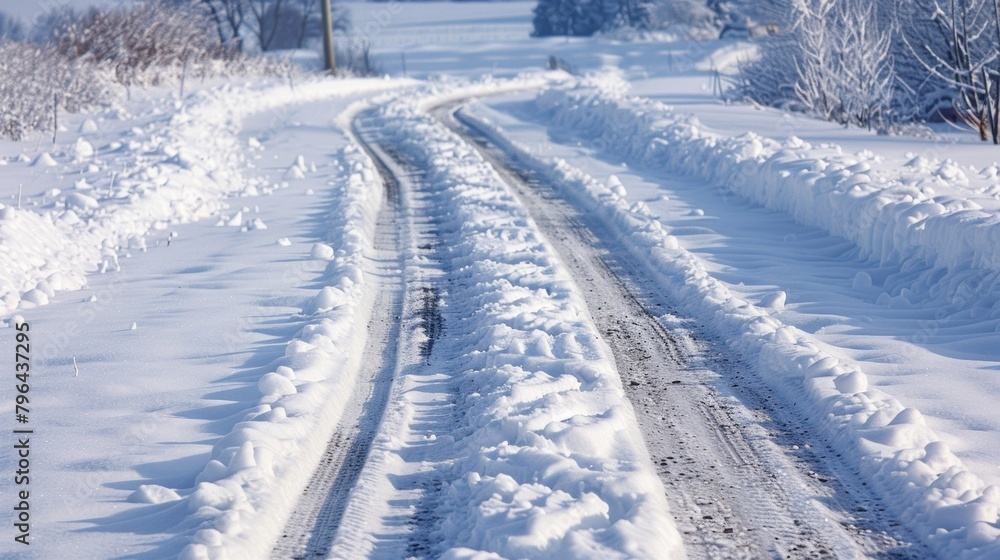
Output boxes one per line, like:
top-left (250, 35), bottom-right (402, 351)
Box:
top-left (830, 1), bottom-right (895, 129)
top-left (532, 0), bottom-right (656, 37)
top-left (790, 0), bottom-right (840, 121)
top-left (898, 0), bottom-right (1000, 142)
top-left (51, 1), bottom-right (225, 86)
top-left (740, 0), bottom-right (895, 131)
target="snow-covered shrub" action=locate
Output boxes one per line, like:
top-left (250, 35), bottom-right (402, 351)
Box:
top-left (739, 0), bottom-right (896, 132)
top-left (52, 1), bottom-right (227, 87)
top-left (532, 0), bottom-right (657, 37)
top-left (0, 41), bottom-right (110, 140)
top-left (0, 2), bottom-right (303, 141)
top-left (38, 1), bottom-right (303, 86)
top-left (652, 0), bottom-right (717, 38)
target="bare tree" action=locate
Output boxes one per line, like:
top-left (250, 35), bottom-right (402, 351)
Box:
top-left (293, 0), bottom-right (320, 48)
top-left (899, 0), bottom-right (1000, 142)
top-left (198, 0), bottom-right (246, 51)
top-left (254, 0), bottom-right (345, 51)
top-left (247, 0), bottom-right (284, 51)
top-left (197, 0), bottom-right (347, 52)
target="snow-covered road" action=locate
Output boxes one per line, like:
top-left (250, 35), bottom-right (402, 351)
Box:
top-left (5, 4), bottom-right (1000, 556)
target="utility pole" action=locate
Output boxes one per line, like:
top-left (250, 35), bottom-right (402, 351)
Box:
top-left (321, 0), bottom-right (336, 74)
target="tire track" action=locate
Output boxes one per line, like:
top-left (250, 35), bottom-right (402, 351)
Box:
top-left (322, 109), bottom-right (457, 559)
top-left (436, 103), bottom-right (923, 559)
top-left (269, 112), bottom-right (405, 560)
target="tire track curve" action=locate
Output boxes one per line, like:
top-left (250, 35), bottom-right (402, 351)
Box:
top-left (269, 112), bottom-right (405, 560)
top-left (436, 103), bottom-right (924, 560)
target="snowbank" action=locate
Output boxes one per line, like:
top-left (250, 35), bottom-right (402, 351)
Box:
top-left (0, 77), bottom-right (397, 317)
top-left (534, 76), bottom-right (1000, 317)
top-left (460, 87), bottom-right (1000, 558)
top-left (176, 143), bottom-right (384, 559)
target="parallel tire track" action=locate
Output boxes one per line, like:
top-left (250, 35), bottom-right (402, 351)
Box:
top-left (274, 95), bottom-right (923, 560)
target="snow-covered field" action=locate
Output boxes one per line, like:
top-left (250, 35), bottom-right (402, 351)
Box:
top-left (3, 2), bottom-right (1000, 559)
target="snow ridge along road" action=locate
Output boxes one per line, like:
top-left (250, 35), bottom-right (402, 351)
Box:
top-left (328, 106), bottom-right (459, 559)
top-left (437, 103), bottom-right (918, 558)
top-left (319, 84), bottom-right (684, 559)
